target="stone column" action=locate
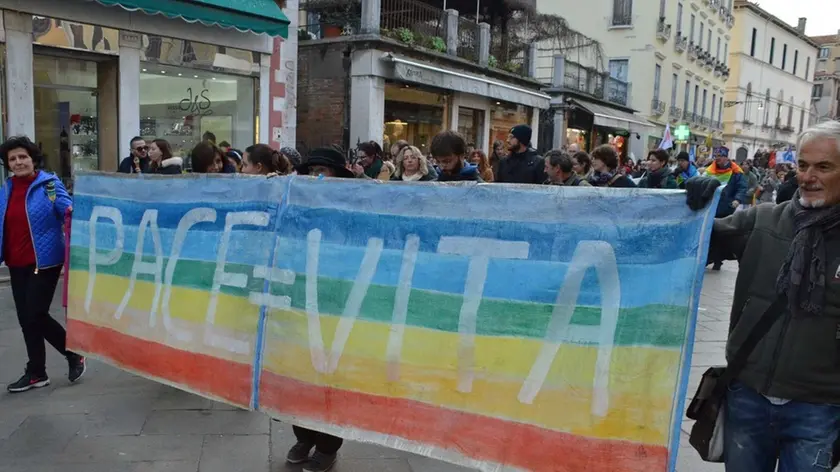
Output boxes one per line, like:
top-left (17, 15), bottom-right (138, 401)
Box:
top-left (552, 56), bottom-right (566, 87)
top-left (349, 75), bottom-right (385, 147)
top-left (528, 42), bottom-right (538, 78)
top-left (444, 9), bottom-right (459, 56)
top-left (118, 31), bottom-right (142, 154)
top-left (553, 108), bottom-right (566, 149)
top-left (4, 11), bottom-right (34, 138)
top-left (478, 23), bottom-right (490, 67)
top-left (259, 53), bottom-right (271, 143)
top-left (361, 0), bottom-right (381, 35)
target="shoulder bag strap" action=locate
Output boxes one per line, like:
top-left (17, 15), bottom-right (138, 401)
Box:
top-left (715, 295), bottom-right (787, 390)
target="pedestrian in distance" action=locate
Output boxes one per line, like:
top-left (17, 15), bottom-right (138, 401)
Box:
top-left (496, 125), bottom-right (546, 184)
top-left (430, 131), bottom-right (482, 182)
top-left (190, 141), bottom-right (225, 174)
top-left (543, 150), bottom-right (590, 186)
top-left (391, 145), bottom-right (436, 182)
top-left (588, 145), bottom-right (636, 188)
top-left (241, 144), bottom-right (292, 176)
top-left (0, 136), bottom-right (86, 393)
top-left (638, 149), bottom-right (678, 189)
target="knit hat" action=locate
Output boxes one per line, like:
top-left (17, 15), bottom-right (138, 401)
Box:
top-left (510, 125), bottom-right (532, 146)
top-left (297, 147), bottom-right (355, 178)
top-left (713, 146), bottom-right (730, 158)
top-left (676, 151), bottom-right (690, 162)
top-left (280, 146), bottom-right (302, 167)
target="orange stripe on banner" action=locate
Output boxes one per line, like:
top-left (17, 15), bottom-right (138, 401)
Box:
top-left (259, 372), bottom-right (668, 472)
top-left (66, 319), bottom-right (252, 407)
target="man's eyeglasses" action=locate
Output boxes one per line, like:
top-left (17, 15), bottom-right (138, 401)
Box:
top-left (134, 146), bottom-right (149, 152)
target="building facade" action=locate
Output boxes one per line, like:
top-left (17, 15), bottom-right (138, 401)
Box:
top-left (810, 32), bottom-right (840, 123)
top-left (0, 0), bottom-right (291, 187)
top-left (295, 0), bottom-right (549, 156)
top-left (537, 0), bottom-right (733, 161)
top-left (722, 0), bottom-right (817, 162)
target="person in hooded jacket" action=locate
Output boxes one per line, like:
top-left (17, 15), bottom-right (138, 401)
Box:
top-left (431, 131), bottom-right (482, 182)
top-left (496, 125), bottom-right (546, 184)
top-left (673, 151), bottom-right (698, 188)
top-left (0, 136), bottom-right (86, 393)
top-left (638, 149), bottom-right (678, 189)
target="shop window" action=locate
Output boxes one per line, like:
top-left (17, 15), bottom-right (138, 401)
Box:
top-left (457, 107), bottom-right (485, 151)
top-left (139, 65), bottom-right (256, 158)
top-left (383, 83), bottom-right (450, 155)
top-left (33, 55), bottom-right (100, 190)
top-left (489, 102), bottom-right (532, 150)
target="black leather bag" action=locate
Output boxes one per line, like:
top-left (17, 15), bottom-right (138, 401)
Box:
top-left (685, 296), bottom-right (786, 462)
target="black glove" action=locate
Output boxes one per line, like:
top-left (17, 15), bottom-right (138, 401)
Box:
top-left (685, 176), bottom-right (721, 211)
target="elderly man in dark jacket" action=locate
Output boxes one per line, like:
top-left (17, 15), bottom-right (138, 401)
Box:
top-left (686, 121), bottom-right (840, 472)
top-left (496, 125), bottom-right (546, 184)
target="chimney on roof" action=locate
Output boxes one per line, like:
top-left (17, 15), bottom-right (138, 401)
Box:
top-left (797, 17), bottom-right (806, 34)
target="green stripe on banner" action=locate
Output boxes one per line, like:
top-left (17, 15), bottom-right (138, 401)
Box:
top-left (70, 247), bottom-right (689, 347)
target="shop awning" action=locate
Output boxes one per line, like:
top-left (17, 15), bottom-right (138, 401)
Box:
top-left (571, 99), bottom-right (654, 130)
top-left (91, 0), bottom-right (290, 37)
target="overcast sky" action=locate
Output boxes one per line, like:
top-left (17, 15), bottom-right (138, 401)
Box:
top-left (754, 0), bottom-right (840, 36)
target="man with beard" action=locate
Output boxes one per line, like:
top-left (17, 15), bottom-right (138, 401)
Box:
top-left (496, 125), bottom-right (546, 184)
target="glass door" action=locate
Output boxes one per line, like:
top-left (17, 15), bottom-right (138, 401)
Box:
top-left (33, 55), bottom-right (99, 192)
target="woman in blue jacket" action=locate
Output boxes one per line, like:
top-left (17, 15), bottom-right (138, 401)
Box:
top-left (0, 136), bottom-right (85, 393)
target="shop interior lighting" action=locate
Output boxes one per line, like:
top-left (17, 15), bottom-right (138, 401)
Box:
top-left (142, 68), bottom-right (147, 72)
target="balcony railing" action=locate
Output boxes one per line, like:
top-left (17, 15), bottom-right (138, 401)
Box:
top-left (705, 55), bottom-right (715, 70)
top-left (688, 42), bottom-right (698, 61)
top-left (299, 0), bottom-right (362, 39)
top-left (718, 5), bottom-right (728, 20)
top-left (651, 99), bottom-right (666, 115)
top-left (674, 35), bottom-right (688, 53)
top-left (725, 13), bottom-right (734, 28)
top-left (683, 109), bottom-right (693, 121)
top-left (561, 58), bottom-right (629, 106)
top-left (709, 0), bottom-right (720, 10)
top-left (456, 17), bottom-right (479, 62)
top-left (670, 106), bottom-right (682, 120)
top-left (699, 116), bottom-right (709, 127)
top-left (381, 0), bottom-right (446, 41)
top-left (656, 18), bottom-right (672, 42)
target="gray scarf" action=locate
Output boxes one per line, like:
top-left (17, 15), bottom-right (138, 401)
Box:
top-left (776, 190), bottom-right (840, 316)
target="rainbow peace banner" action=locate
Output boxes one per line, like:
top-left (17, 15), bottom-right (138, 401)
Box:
top-left (66, 173), bottom-right (718, 472)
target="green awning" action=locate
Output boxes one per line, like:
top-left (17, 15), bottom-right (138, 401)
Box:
top-left (92, 0), bottom-right (290, 37)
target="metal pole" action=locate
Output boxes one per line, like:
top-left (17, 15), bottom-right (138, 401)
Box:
top-left (443, 0), bottom-right (446, 10)
top-left (476, 0), bottom-right (480, 21)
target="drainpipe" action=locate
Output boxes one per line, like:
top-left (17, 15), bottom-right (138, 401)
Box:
top-left (342, 45), bottom-right (353, 151)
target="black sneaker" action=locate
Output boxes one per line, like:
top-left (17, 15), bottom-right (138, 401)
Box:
top-left (7, 372), bottom-right (50, 393)
top-left (67, 353), bottom-right (86, 383)
top-left (286, 442), bottom-right (314, 464)
top-left (303, 451), bottom-right (337, 472)
top-left (712, 262), bottom-right (722, 271)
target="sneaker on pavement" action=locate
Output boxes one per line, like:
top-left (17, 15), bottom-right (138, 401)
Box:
top-left (7, 372), bottom-right (50, 393)
top-left (67, 353), bottom-right (86, 383)
top-left (286, 442), bottom-right (314, 464)
top-left (303, 451), bottom-right (337, 472)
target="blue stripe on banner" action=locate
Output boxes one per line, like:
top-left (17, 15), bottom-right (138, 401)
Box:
top-left (279, 206), bottom-right (707, 265)
top-left (72, 219), bottom-right (700, 308)
top-left (74, 172), bottom-right (289, 205)
top-left (72, 195), bottom-right (280, 232)
top-left (286, 175), bottom-right (701, 225)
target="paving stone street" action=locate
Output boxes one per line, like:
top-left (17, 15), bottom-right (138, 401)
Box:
top-left (0, 264), bottom-right (738, 472)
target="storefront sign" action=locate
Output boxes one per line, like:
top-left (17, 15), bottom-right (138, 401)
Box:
top-left (68, 174), bottom-right (719, 472)
top-left (391, 61), bottom-right (548, 109)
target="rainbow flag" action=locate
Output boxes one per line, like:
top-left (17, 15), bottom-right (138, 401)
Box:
top-left (66, 174), bottom-right (719, 472)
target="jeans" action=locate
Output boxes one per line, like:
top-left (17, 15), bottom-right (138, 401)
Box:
top-left (293, 426), bottom-right (343, 455)
top-left (725, 381), bottom-right (840, 471)
top-left (9, 265), bottom-right (67, 377)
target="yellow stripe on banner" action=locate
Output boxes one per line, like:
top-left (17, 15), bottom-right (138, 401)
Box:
top-left (262, 309), bottom-right (680, 445)
top-left (68, 270), bottom-right (258, 332)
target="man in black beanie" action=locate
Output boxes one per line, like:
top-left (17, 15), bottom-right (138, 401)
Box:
top-left (496, 124), bottom-right (546, 184)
